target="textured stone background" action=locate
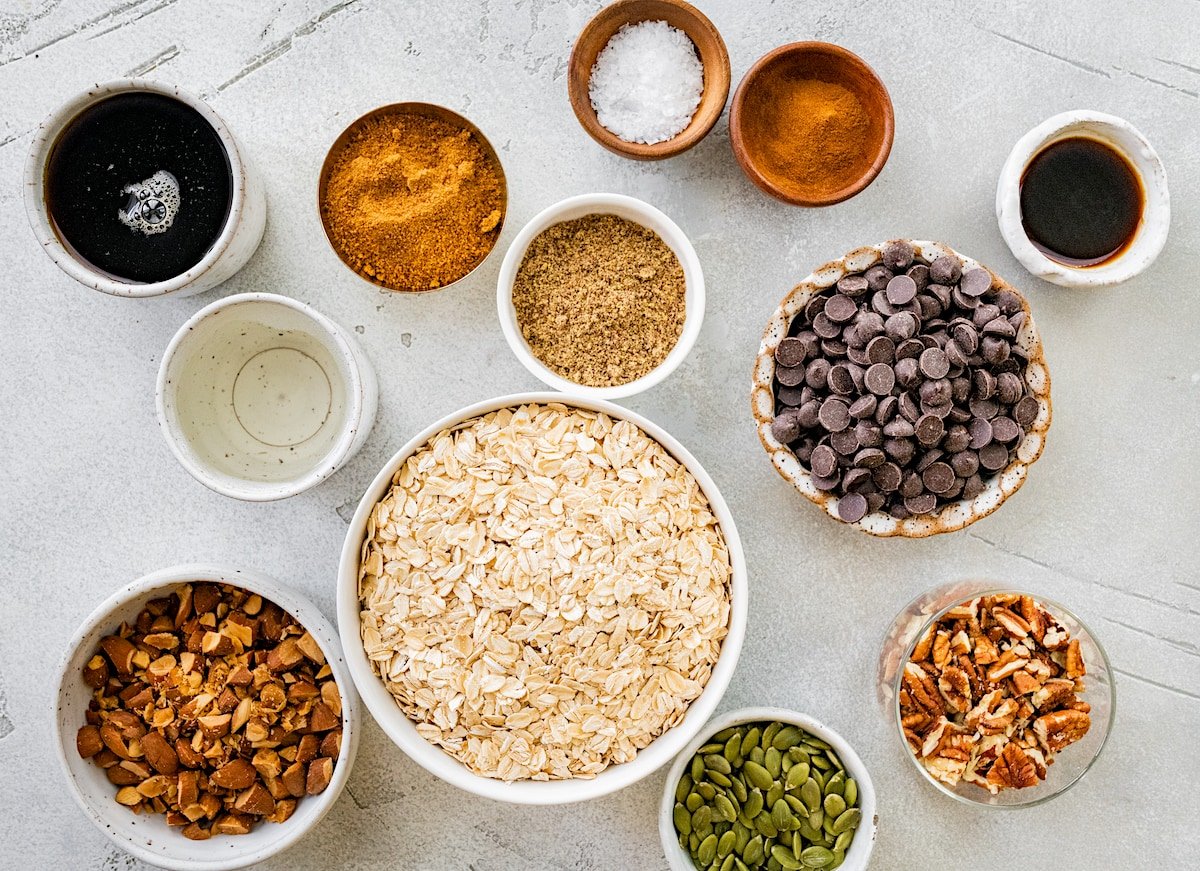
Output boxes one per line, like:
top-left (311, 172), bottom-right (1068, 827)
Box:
top-left (2, 0), bottom-right (1199, 868)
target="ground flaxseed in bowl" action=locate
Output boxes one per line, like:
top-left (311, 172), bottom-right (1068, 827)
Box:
top-left (355, 401), bottom-right (733, 782)
top-left (511, 213), bottom-right (686, 387)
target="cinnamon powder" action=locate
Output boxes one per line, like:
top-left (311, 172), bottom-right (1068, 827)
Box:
top-left (321, 111), bottom-right (504, 291)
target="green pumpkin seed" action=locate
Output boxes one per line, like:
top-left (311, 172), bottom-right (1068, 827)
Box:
top-left (745, 789), bottom-right (764, 819)
top-left (823, 794), bottom-right (846, 818)
top-left (761, 722), bottom-right (781, 749)
top-left (708, 769), bottom-right (733, 788)
top-left (720, 854), bottom-right (736, 871)
top-left (786, 762), bottom-right (810, 790)
top-left (823, 771), bottom-right (845, 797)
top-left (802, 736), bottom-right (831, 750)
top-left (784, 794), bottom-right (806, 815)
top-left (679, 832), bottom-right (689, 851)
top-left (807, 807), bottom-right (824, 832)
top-left (698, 833), bottom-right (719, 865)
top-left (715, 794), bottom-right (738, 823)
top-left (706, 754), bottom-right (732, 775)
top-left (693, 805), bottom-right (713, 830)
top-left (787, 747), bottom-right (810, 765)
top-left (828, 849), bottom-right (844, 870)
top-left (771, 798), bottom-right (792, 831)
top-left (730, 775), bottom-right (748, 803)
top-left (690, 832), bottom-right (701, 851)
top-left (674, 803), bottom-right (692, 835)
top-left (826, 751), bottom-right (843, 771)
top-left (772, 725), bottom-right (804, 750)
top-left (771, 844), bottom-right (803, 870)
top-left (733, 822), bottom-right (751, 853)
top-left (811, 754), bottom-right (831, 771)
top-left (833, 831), bottom-right (854, 853)
top-left (766, 782), bottom-right (784, 809)
top-left (798, 820), bottom-right (822, 842)
top-left (718, 830), bottom-right (737, 858)
top-left (800, 778), bottom-right (822, 813)
top-left (842, 778), bottom-right (857, 809)
top-left (800, 845), bottom-right (834, 868)
top-left (749, 746), bottom-right (766, 766)
top-left (692, 755), bottom-right (707, 782)
top-left (714, 727), bottom-right (737, 742)
top-left (743, 760), bottom-right (773, 791)
top-left (755, 811), bottom-right (778, 838)
top-left (734, 859), bottom-right (750, 871)
top-left (700, 742), bottom-right (726, 755)
top-left (742, 726), bottom-right (762, 756)
top-left (831, 808), bottom-right (861, 835)
top-left (765, 746), bottom-right (783, 779)
top-left (724, 734), bottom-right (743, 766)
top-left (697, 782), bottom-right (717, 800)
top-left (677, 773), bottom-right (693, 803)
top-left (767, 856), bottom-right (783, 871)
top-left (687, 792), bottom-right (704, 812)
top-left (742, 835), bottom-right (764, 865)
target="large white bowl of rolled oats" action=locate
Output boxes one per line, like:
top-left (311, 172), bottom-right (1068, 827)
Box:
top-left (337, 393), bottom-right (746, 804)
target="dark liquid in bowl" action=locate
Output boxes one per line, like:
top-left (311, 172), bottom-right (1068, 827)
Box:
top-left (1019, 136), bottom-right (1142, 267)
top-left (45, 92), bottom-right (233, 283)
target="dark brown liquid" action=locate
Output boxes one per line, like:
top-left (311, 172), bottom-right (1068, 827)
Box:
top-left (1019, 136), bottom-right (1143, 267)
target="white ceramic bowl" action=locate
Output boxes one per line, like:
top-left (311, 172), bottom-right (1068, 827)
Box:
top-left (53, 564), bottom-right (360, 871)
top-left (157, 292), bottom-right (378, 501)
top-left (996, 110), bottom-right (1169, 288)
top-left (24, 79), bottom-right (266, 298)
top-left (659, 707), bottom-right (878, 871)
top-left (496, 193), bottom-right (705, 400)
top-left (337, 391), bottom-right (746, 804)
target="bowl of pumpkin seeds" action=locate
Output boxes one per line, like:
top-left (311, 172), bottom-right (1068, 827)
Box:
top-left (659, 708), bottom-right (877, 871)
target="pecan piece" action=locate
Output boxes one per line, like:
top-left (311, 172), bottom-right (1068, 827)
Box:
top-left (987, 741), bottom-right (1040, 790)
top-left (1032, 709), bottom-right (1091, 752)
top-left (938, 666), bottom-right (972, 713)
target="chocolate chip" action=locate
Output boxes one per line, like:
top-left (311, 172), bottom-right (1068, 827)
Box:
top-left (854, 447), bottom-right (886, 468)
top-left (951, 286), bottom-right (979, 309)
top-left (842, 468), bottom-right (872, 492)
top-left (866, 335), bottom-right (896, 364)
top-left (865, 362), bottom-right (895, 396)
top-left (828, 364), bottom-right (856, 395)
top-left (894, 357), bottom-right (920, 388)
top-left (818, 399), bottom-right (851, 432)
top-left (856, 420), bottom-right (883, 447)
top-left (943, 424), bottom-right (971, 453)
top-left (777, 385), bottom-right (806, 406)
top-left (968, 417), bottom-right (993, 449)
top-left (886, 438), bottom-right (916, 465)
top-left (837, 274), bottom-right (869, 296)
top-left (978, 441), bottom-right (1010, 471)
top-left (904, 492), bottom-right (937, 514)
top-left (884, 418), bottom-right (915, 438)
top-left (865, 265), bottom-right (894, 291)
top-left (1008, 310), bottom-right (1027, 332)
top-left (997, 372), bottom-right (1023, 405)
top-left (945, 340), bottom-right (969, 369)
top-left (981, 336), bottom-right (1010, 365)
top-left (915, 414), bottom-right (945, 446)
top-left (804, 296), bottom-right (826, 322)
top-left (899, 471), bottom-right (924, 498)
top-left (950, 451), bottom-right (979, 478)
top-left (875, 395), bottom-right (898, 424)
top-left (776, 365), bottom-right (806, 387)
top-left (929, 254), bottom-right (962, 285)
top-left (871, 291), bottom-right (897, 316)
top-left (907, 264), bottom-right (930, 290)
top-left (991, 416), bottom-right (1021, 443)
top-left (849, 394), bottom-right (878, 419)
top-left (886, 274), bottom-right (918, 305)
top-left (882, 240), bottom-right (915, 270)
top-left (812, 311), bottom-right (841, 339)
top-left (895, 338), bottom-right (924, 360)
top-left (1014, 395), bottom-right (1039, 427)
top-left (951, 377), bottom-right (971, 404)
top-left (812, 471), bottom-right (842, 491)
top-left (797, 400), bottom-right (822, 429)
top-left (951, 322), bottom-right (979, 354)
top-left (972, 369), bottom-right (996, 400)
top-left (969, 397), bottom-right (999, 420)
top-left (921, 462), bottom-right (955, 494)
top-left (983, 316), bottom-right (1016, 339)
top-left (899, 391), bottom-right (920, 423)
top-left (959, 266), bottom-right (992, 297)
top-left (775, 337), bottom-right (808, 367)
top-left (811, 444), bottom-right (838, 478)
top-left (915, 448), bottom-right (944, 473)
top-left (831, 428), bottom-right (861, 455)
top-left (821, 339), bottom-right (847, 358)
top-left (962, 473), bottom-right (985, 500)
top-left (994, 290), bottom-right (1022, 314)
top-left (872, 461), bottom-right (902, 491)
top-left (771, 410), bottom-right (803, 444)
top-left (919, 347), bottom-right (950, 379)
top-left (806, 358), bottom-right (831, 390)
top-left (919, 378), bottom-right (951, 407)
top-left (972, 303), bottom-right (1001, 329)
top-left (825, 293), bottom-right (858, 323)
top-left (837, 492), bottom-right (869, 523)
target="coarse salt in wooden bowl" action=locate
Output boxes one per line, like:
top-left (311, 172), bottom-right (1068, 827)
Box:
top-left (751, 240), bottom-right (1052, 538)
top-left (568, 0), bottom-right (730, 160)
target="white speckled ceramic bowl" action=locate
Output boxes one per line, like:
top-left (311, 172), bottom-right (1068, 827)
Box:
top-left (751, 240), bottom-right (1052, 537)
top-left (24, 79), bottom-right (266, 298)
top-left (659, 707), bottom-right (878, 871)
top-left (996, 110), bottom-right (1169, 288)
top-left (157, 293), bottom-right (377, 501)
top-left (496, 193), bottom-right (705, 400)
top-left (337, 392), bottom-right (746, 805)
top-left (54, 564), bottom-right (360, 871)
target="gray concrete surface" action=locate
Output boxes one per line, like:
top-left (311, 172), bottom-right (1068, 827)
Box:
top-left (3, 0), bottom-right (1199, 868)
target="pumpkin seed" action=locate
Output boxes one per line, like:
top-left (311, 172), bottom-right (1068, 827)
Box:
top-left (734, 859), bottom-right (750, 871)
top-left (734, 821), bottom-right (752, 853)
top-left (674, 803), bottom-right (692, 835)
top-left (833, 831), bottom-right (854, 853)
top-left (730, 775), bottom-right (748, 803)
top-left (771, 798), bottom-right (792, 832)
top-left (760, 722), bottom-right (781, 749)
top-left (800, 845), bottom-right (834, 868)
top-left (828, 850), bottom-right (844, 870)
top-left (770, 844), bottom-right (803, 870)
top-left (767, 856), bottom-right (783, 871)
top-left (806, 807), bottom-right (824, 832)
top-left (742, 726), bottom-right (762, 756)
top-left (701, 742), bottom-right (726, 755)
top-left (749, 746), bottom-right (766, 766)
top-left (708, 769), bottom-right (733, 788)
top-left (715, 794), bottom-right (738, 823)
top-left (743, 835), bottom-right (764, 865)
top-left (745, 789), bottom-right (764, 819)
top-left (842, 778), bottom-right (857, 809)
top-left (725, 734), bottom-right (743, 766)
top-left (786, 762), bottom-right (810, 790)
top-left (714, 727), bottom-right (738, 743)
top-left (697, 782), bottom-right (717, 800)
top-left (787, 747), bottom-right (810, 765)
top-left (699, 833), bottom-right (720, 865)
top-left (823, 771), bottom-right (845, 797)
top-left (718, 830), bottom-right (738, 858)
top-left (743, 761), bottom-right (773, 791)
top-left (692, 755), bottom-right (707, 782)
top-left (831, 808), bottom-right (861, 835)
top-left (721, 854), bottom-right (736, 871)
top-left (707, 754), bottom-right (733, 775)
top-left (755, 811), bottom-right (778, 838)
top-left (784, 794), bottom-right (806, 816)
top-left (679, 832), bottom-right (689, 851)
top-left (687, 792), bottom-right (703, 812)
top-left (693, 805), bottom-right (713, 830)
top-left (823, 794), bottom-right (846, 818)
top-left (800, 778), bottom-right (822, 813)
top-left (765, 747), bottom-right (783, 779)
top-left (801, 736), bottom-right (831, 751)
top-left (811, 754), bottom-right (831, 771)
top-left (826, 751), bottom-right (843, 771)
top-left (765, 782), bottom-right (784, 809)
top-left (772, 725), bottom-right (803, 750)
top-left (677, 773), bottom-right (693, 803)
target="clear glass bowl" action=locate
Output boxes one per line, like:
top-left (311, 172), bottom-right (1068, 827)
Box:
top-left (876, 580), bottom-right (1114, 807)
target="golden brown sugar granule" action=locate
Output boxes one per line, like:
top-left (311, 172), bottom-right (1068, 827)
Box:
top-left (321, 111), bottom-right (504, 291)
top-left (512, 214), bottom-right (686, 387)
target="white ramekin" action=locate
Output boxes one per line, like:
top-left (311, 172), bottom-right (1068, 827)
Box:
top-left (659, 707), bottom-right (878, 871)
top-left (156, 293), bottom-right (377, 501)
top-left (496, 193), bottom-right (705, 400)
top-left (24, 79), bottom-right (266, 298)
top-left (996, 110), bottom-right (1169, 288)
top-left (54, 564), bottom-right (360, 871)
top-left (337, 392), bottom-right (747, 805)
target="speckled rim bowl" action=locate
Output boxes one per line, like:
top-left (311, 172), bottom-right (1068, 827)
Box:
top-left (24, 79), bottom-right (265, 298)
top-left (878, 583), bottom-right (1114, 808)
top-left (156, 292), bottom-right (378, 502)
top-left (751, 240), bottom-right (1052, 537)
top-left (659, 707), bottom-right (878, 871)
top-left (53, 564), bottom-right (360, 871)
top-left (336, 391), bottom-right (746, 805)
top-left (317, 101), bottom-right (507, 293)
top-left (996, 110), bottom-right (1170, 288)
top-left (496, 193), bottom-right (705, 400)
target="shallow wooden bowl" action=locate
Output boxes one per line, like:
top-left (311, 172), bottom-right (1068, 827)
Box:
top-left (568, 0), bottom-right (730, 160)
top-left (730, 42), bottom-right (894, 206)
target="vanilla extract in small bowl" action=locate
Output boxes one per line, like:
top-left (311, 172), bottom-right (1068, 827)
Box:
top-left (1019, 136), bottom-right (1143, 267)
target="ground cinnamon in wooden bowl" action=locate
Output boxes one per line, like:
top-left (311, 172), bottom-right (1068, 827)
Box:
top-left (318, 103), bottom-right (506, 292)
top-left (730, 42), bottom-right (894, 207)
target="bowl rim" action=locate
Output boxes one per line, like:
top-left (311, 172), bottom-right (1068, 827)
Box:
top-left (155, 291), bottom-right (373, 501)
top-left (496, 192), bottom-right (705, 400)
top-left (995, 109), bottom-right (1170, 288)
top-left (316, 101), bottom-right (508, 293)
top-left (566, 0), bottom-right (731, 160)
top-left (751, 239), bottom-right (1053, 538)
top-left (729, 42), bottom-right (895, 207)
top-left (336, 391), bottom-right (747, 805)
top-left (23, 78), bottom-right (252, 298)
top-left (658, 706), bottom-right (879, 871)
top-left (52, 563), bottom-right (360, 871)
top-left (888, 587), bottom-right (1115, 808)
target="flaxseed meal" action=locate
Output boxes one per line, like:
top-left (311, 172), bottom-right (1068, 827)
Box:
top-left (357, 402), bottom-right (732, 780)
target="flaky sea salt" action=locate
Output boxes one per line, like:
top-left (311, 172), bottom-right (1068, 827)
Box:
top-left (588, 20), bottom-right (704, 145)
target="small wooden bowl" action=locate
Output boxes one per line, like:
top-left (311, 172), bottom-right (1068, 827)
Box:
top-left (568, 0), bottom-right (730, 160)
top-left (730, 42), bottom-right (894, 206)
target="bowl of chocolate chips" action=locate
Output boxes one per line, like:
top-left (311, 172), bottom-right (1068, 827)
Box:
top-left (752, 240), bottom-right (1051, 537)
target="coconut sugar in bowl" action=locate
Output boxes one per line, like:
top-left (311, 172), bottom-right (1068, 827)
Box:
top-left (318, 103), bottom-right (507, 292)
top-left (731, 42), bottom-right (894, 206)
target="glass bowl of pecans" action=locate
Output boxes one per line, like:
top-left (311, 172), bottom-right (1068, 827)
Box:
top-left (877, 581), bottom-right (1114, 807)
top-left (53, 565), bottom-right (359, 870)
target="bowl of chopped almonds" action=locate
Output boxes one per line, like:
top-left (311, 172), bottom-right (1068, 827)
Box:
top-left (878, 583), bottom-right (1114, 807)
top-left (54, 564), bottom-right (359, 870)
